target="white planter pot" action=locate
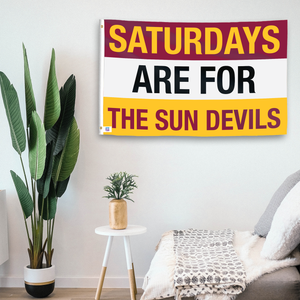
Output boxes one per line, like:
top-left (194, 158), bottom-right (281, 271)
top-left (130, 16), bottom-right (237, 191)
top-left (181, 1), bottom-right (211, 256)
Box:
top-left (24, 265), bottom-right (55, 298)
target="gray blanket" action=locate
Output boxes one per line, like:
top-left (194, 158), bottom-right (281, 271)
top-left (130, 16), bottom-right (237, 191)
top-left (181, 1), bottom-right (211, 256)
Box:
top-left (173, 229), bottom-right (246, 299)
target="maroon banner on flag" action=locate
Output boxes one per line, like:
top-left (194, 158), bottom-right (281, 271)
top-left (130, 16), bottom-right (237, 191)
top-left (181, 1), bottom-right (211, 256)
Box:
top-left (104, 19), bottom-right (287, 61)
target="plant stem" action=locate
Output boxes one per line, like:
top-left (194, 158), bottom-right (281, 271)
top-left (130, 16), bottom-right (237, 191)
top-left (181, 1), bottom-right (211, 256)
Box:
top-left (23, 213), bottom-right (32, 251)
top-left (33, 180), bottom-right (36, 232)
top-left (47, 200), bottom-right (50, 263)
top-left (48, 217), bottom-right (55, 267)
top-left (19, 154), bottom-right (35, 266)
top-left (19, 154), bottom-right (29, 190)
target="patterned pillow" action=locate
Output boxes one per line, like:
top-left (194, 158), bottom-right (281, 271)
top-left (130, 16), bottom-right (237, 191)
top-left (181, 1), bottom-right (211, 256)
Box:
top-left (254, 169), bottom-right (300, 237)
top-left (261, 180), bottom-right (300, 259)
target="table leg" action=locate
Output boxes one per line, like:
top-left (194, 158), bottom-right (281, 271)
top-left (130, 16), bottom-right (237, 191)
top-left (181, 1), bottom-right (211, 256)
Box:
top-left (95, 236), bottom-right (113, 300)
top-left (132, 263), bottom-right (137, 295)
top-left (128, 239), bottom-right (137, 294)
top-left (124, 236), bottom-right (137, 300)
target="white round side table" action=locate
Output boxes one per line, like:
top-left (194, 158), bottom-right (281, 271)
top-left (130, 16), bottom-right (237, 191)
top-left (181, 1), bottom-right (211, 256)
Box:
top-left (94, 225), bottom-right (147, 300)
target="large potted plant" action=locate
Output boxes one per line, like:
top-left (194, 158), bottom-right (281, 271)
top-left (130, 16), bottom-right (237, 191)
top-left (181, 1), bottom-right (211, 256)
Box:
top-left (103, 172), bottom-right (137, 230)
top-left (0, 45), bottom-right (80, 297)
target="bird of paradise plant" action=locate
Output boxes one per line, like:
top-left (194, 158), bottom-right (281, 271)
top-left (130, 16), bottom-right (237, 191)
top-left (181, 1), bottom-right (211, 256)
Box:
top-left (0, 44), bottom-right (80, 269)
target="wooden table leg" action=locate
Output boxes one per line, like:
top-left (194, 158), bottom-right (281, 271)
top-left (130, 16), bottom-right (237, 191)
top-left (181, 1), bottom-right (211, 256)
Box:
top-left (128, 268), bottom-right (136, 300)
top-left (95, 236), bottom-right (113, 300)
top-left (95, 266), bottom-right (106, 300)
top-left (124, 236), bottom-right (136, 300)
top-left (132, 263), bottom-right (137, 294)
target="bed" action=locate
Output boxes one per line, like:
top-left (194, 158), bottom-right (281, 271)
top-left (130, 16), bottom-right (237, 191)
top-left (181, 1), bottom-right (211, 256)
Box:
top-left (142, 267), bottom-right (300, 300)
top-left (141, 170), bottom-right (300, 300)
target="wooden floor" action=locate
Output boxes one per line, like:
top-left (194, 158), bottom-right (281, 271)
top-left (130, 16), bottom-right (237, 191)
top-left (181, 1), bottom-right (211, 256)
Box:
top-left (0, 288), bottom-right (144, 300)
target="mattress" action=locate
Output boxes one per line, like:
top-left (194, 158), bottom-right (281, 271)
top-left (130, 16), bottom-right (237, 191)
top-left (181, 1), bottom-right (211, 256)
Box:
top-left (236, 266), bottom-right (300, 300)
top-left (147, 264), bottom-right (300, 300)
top-left (156, 266), bottom-right (300, 300)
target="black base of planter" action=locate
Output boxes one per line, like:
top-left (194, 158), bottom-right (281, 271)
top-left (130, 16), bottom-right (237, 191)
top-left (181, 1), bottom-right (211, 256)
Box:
top-left (25, 282), bottom-right (55, 298)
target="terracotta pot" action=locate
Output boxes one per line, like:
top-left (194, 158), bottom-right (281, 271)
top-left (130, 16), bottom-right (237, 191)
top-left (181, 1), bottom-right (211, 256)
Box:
top-left (24, 264), bottom-right (55, 298)
top-left (109, 199), bottom-right (127, 229)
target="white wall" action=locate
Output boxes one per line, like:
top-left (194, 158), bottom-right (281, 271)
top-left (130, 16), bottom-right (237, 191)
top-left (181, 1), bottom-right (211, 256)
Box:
top-left (1, 0), bottom-right (300, 288)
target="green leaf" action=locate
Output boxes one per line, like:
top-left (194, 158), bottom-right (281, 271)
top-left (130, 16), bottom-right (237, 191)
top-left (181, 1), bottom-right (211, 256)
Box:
top-left (37, 142), bottom-right (55, 198)
top-left (10, 170), bottom-right (33, 218)
top-left (56, 176), bottom-right (70, 197)
top-left (0, 72), bottom-right (26, 155)
top-left (46, 122), bottom-right (58, 144)
top-left (49, 75), bottom-right (76, 155)
top-left (103, 172), bottom-right (137, 202)
top-left (46, 121), bottom-right (59, 144)
top-left (23, 44), bottom-right (36, 127)
top-left (29, 111), bottom-right (46, 180)
top-left (52, 117), bottom-right (80, 183)
top-left (44, 49), bottom-right (60, 130)
top-left (38, 181), bottom-right (57, 220)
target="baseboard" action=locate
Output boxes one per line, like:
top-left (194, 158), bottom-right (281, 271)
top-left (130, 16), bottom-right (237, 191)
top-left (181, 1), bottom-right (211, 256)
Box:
top-left (0, 276), bottom-right (144, 288)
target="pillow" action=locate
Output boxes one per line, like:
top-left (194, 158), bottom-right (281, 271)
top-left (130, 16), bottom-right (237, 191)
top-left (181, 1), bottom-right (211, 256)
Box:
top-left (254, 169), bottom-right (300, 237)
top-left (261, 180), bottom-right (300, 260)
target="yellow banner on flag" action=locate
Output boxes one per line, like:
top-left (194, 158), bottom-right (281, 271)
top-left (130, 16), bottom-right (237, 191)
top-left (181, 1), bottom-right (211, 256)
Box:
top-left (102, 97), bottom-right (287, 136)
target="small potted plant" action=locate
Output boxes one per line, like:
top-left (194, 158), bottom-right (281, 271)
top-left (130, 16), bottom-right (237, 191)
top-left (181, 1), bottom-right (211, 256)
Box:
top-left (103, 172), bottom-right (137, 230)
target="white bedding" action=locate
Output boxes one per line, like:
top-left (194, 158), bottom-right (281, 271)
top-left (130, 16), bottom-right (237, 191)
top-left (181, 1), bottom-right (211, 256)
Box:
top-left (141, 230), bottom-right (300, 300)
